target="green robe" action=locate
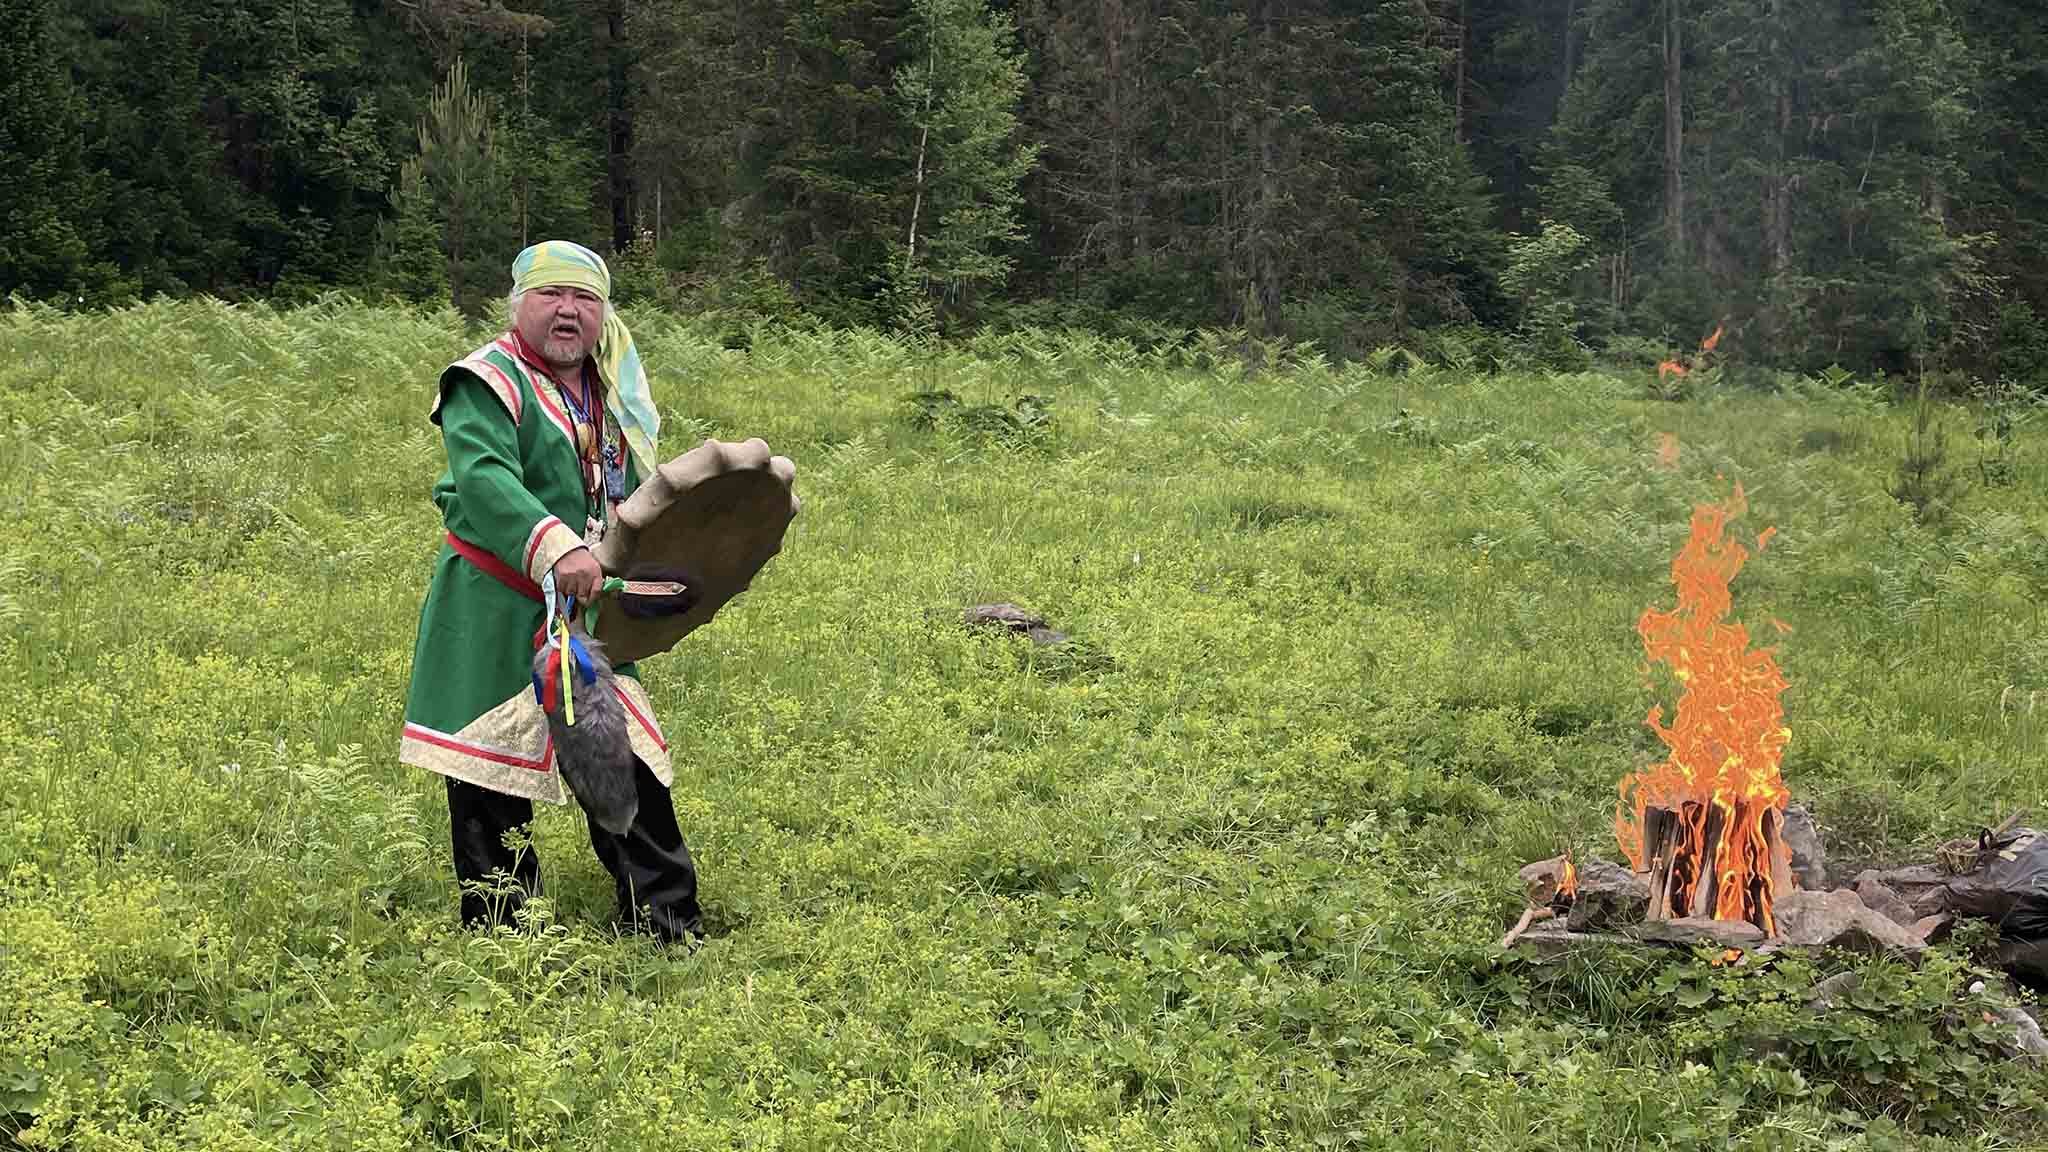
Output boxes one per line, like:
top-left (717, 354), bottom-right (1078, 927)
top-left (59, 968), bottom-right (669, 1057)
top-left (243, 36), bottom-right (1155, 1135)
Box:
top-left (399, 335), bottom-right (672, 804)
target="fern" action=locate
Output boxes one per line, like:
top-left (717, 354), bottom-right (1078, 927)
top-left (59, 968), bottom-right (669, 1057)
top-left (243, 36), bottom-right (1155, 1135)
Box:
top-left (0, 552), bottom-right (24, 627)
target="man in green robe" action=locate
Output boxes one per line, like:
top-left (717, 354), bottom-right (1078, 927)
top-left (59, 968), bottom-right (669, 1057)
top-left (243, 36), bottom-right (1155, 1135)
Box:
top-left (400, 240), bottom-right (700, 942)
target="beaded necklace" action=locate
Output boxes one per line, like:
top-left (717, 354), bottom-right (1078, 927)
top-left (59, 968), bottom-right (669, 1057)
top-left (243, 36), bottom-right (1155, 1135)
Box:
top-left (510, 330), bottom-right (622, 541)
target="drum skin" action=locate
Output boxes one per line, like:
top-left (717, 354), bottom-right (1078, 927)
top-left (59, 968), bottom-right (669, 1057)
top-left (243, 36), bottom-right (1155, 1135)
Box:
top-left (591, 437), bottom-right (799, 665)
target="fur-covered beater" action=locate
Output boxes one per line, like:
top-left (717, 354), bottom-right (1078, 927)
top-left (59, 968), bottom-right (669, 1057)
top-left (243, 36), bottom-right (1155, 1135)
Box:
top-left (532, 613), bottom-right (639, 835)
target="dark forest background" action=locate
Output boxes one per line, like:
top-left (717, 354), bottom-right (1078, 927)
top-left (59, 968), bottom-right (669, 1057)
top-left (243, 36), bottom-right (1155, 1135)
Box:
top-left (5, 0), bottom-right (2045, 381)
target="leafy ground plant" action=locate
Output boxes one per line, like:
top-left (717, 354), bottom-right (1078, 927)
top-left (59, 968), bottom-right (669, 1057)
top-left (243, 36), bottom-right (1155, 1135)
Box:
top-left (1, 300), bottom-right (2044, 1149)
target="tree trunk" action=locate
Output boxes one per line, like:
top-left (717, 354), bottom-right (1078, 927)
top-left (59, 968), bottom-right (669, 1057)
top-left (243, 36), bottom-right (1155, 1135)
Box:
top-left (1254, 118), bottom-right (1280, 335)
top-left (905, 27), bottom-right (935, 277)
top-left (1104, 0), bottom-right (1125, 261)
top-left (1249, 0), bottom-right (1282, 337)
top-left (1769, 8), bottom-right (1791, 277)
top-left (1455, 0), bottom-right (1467, 144)
top-left (1126, 9), bottom-right (1149, 270)
top-left (1561, 0), bottom-right (1576, 98)
top-left (906, 125), bottom-right (929, 270)
top-left (1761, 0), bottom-right (1792, 357)
top-left (518, 24), bottom-right (530, 248)
top-left (1663, 0), bottom-right (1684, 258)
top-left (606, 0), bottom-right (633, 254)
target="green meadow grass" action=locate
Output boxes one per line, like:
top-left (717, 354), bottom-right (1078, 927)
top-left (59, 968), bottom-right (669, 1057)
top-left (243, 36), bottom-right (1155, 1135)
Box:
top-left (2, 299), bottom-right (2045, 1148)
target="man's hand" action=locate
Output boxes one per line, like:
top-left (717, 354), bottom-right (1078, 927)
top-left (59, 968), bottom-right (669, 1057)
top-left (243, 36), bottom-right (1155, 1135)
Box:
top-left (551, 547), bottom-right (604, 602)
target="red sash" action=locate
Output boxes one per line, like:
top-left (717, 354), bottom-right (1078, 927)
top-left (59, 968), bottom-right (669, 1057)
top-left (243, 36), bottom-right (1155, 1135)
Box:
top-left (446, 531), bottom-right (543, 602)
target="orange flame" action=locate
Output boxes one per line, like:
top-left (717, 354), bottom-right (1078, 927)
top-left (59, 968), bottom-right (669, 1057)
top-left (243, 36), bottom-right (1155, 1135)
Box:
top-left (1654, 326), bottom-right (1724, 384)
top-left (1559, 854), bottom-right (1578, 900)
top-left (1615, 484), bottom-right (1792, 933)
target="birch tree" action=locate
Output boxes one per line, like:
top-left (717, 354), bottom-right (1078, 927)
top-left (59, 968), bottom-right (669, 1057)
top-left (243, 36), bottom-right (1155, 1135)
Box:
top-left (894, 0), bottom-right (1038, 323)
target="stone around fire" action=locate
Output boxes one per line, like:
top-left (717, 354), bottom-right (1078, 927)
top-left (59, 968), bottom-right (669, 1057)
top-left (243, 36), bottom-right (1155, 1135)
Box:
top-left (1866, 864), bottom-right (1952, 917)
top-left (1566, 858), bottom-right (1650, 932)
top-left (1629, 916), bottom-right (1767, 949)
top-left (1782, 804), bottom-right (1827, 890)
top-left (1518, 855), bottom-right (1572, 907)
top-left (1772, 887), bottom-right (1927, 956)
top-left (1853, 870), bottom-right (1921, 927)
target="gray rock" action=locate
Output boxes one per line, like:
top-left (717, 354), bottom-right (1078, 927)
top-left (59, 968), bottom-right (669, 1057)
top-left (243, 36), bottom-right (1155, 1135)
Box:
top-left (1998, 1005), bottom-right (2048, 1058)
top-left (1969, 981), bottom-right (2048, 1058)
top-left (1567, 858), bottom-right (1652, 932)
top-left (1505, 919), bottom-right (1622, 960)
top-left (1782, 805), bottom-right (1827, 890)
top-left (1868, 864), bottom-right (1953, 917)
top-left (1629, 916), bottom-right (1767, 949)
top-left (1853, 870), bottom-right (1920, 927)
top-left (1807, 971), bottom-right (1862, 1012)
top-left (1914, 913), bottom-right (1954, 944)
top-left (962, 603), bottom-right (1069, 646)
top-left (1519, 855), bottom-right (1572, 907)
top-left (1772, 888), bottom-right (1926, 956)
top-left (963, 602), bottom-right (1044, 629)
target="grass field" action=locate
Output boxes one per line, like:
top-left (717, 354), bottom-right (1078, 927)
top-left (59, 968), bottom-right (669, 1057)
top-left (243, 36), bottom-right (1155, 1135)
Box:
top-left (3, 299), bottom-right (2046, 1149)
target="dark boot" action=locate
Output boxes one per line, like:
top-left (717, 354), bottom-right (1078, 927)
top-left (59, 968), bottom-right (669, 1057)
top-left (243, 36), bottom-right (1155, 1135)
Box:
top-left (585, 757), bottom-right (701, 942)
top-left (446, 776), bottom-right (543, 930)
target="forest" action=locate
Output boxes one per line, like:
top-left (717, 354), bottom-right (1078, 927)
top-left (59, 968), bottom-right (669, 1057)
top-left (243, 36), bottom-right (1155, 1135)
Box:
top-left (4, 0), bottom-right (2046, 381)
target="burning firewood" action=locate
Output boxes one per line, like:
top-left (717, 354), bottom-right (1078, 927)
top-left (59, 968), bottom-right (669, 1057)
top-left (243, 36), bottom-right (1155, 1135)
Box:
top-left (1518, 853), bottom-right (1577, 909)
top-left (1505, 852), bottom-right (1578, 949)
top-left (1616, 485), bottom-right (1793, 938)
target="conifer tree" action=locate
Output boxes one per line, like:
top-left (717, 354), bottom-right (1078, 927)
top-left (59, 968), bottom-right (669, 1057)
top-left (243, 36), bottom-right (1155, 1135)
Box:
top-left (408, 56), bottom-right (515, 317)
top-left (895, 0), bottom-right (1038, 323)
top-left (0, 0), bottom-right (110, 302)
top-left (377, 166), bottom-right (453, 305)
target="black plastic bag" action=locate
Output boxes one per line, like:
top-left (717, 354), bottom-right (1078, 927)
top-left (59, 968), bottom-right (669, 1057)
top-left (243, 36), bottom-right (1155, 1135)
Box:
top-left (1943, 827), bottom-right (2048, 980)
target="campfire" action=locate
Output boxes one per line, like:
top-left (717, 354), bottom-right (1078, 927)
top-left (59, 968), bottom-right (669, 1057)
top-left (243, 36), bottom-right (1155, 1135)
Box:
top-left (1616, 484), bottom-right (1792, 937)
top-left (1504, 484), bottom-right (1938, 958)
top-left (1498, 477), bottom-right (2048, 1056)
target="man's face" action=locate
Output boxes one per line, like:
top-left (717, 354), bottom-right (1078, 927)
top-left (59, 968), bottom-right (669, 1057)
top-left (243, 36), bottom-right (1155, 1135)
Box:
top-left (515, 285), bottom-right (604, 371)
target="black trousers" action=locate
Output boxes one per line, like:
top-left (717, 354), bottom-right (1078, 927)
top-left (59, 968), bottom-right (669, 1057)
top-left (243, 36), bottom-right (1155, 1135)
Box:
top-left (445, 757), bottom-right (701, 941)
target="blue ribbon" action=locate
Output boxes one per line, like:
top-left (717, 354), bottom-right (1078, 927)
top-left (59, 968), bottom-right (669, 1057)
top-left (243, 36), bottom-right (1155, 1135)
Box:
top-left (567, 633), bottom-right (597, 684)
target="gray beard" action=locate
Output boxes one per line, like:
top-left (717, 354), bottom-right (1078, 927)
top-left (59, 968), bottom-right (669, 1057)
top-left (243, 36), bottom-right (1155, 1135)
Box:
top-left (542, 337), bottom-right (590, 369)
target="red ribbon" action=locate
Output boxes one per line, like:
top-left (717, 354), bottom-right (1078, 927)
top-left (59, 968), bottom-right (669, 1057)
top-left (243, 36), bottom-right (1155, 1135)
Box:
top-left (446, 531), bottom-right (543, 602)
top-left (538, 645), bottom-right (562, 713)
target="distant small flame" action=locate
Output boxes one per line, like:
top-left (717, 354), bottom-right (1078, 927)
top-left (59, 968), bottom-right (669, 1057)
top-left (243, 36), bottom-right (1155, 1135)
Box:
top-left (1654, 326), bottom-right (1724, 384)
top-left (1559, 854), bottom-right (1578, 899)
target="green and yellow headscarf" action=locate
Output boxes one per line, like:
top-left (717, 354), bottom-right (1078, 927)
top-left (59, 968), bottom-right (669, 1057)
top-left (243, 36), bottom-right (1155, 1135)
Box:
top-left (511, 241), bottom-right (659, 478)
